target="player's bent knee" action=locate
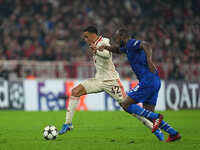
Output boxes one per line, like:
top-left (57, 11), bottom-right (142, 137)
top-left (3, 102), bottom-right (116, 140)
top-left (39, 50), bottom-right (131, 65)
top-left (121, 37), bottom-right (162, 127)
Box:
top-left (71, 87), bottom-right (82, 97)
top-left (120, 96), bottom-right (136, 111)
top-left (71, 88), bottom-right (78, 97)
top-left (71, 84), bottom-right (86, 97)
top-left (120, 102), bottom-right (129, 111)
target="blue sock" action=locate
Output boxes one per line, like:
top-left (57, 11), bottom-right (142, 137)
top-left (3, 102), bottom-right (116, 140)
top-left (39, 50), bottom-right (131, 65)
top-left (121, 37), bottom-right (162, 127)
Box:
top-left (159, 120), bottom-right (177, 135)
top-left (154, 129), bottom-right (164, 141)
top-left (127, 104), bottom-right (159, 120)
top-left (154, 129), bottom-right (161, 135)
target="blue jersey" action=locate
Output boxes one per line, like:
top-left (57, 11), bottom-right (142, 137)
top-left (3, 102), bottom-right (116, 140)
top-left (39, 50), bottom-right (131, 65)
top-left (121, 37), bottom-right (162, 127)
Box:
top-left (120, 39), bottom-right (156, 81)
top-left (120, 39), bottom-right (161, 105)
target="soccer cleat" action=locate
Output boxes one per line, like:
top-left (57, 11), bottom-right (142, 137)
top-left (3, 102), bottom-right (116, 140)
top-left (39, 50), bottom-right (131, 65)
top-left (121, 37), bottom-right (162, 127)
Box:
top-left (152, 114), bottom-right (163, 133)
top-left (59, 123), bottom-right (73, 135)
top-left (166, 132), bottom-right (181, 142)
top-left (154, 129), bottom-right (164, 141)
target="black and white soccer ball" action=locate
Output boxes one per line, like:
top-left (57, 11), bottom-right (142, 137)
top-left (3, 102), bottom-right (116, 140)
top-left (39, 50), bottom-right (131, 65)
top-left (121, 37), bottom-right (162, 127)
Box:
top-left (43, 125), bottom-right (58, 140)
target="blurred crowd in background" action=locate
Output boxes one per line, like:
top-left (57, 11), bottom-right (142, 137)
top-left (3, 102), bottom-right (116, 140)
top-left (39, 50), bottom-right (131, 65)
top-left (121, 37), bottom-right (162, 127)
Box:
top-left (0, 0), bottom-right (200, 80)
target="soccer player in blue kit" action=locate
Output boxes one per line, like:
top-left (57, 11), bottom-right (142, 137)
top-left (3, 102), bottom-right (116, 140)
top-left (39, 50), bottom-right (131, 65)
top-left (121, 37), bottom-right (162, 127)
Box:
top-left (91, 28), bottom-right (181, 142)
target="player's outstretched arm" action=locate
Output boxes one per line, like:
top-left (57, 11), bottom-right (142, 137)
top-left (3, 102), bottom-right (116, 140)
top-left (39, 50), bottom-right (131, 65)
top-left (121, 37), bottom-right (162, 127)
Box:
top-left (140, 41), bottom-right (157, 73)
top-left (90, 43), bottom-right (122, 54)
top-left (96, 49), bottom-right (110, 59)
top-left (97, 45), bottom-right (122, 54)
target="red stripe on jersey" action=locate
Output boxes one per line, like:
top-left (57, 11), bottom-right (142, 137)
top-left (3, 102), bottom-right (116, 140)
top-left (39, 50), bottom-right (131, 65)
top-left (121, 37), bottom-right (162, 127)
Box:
top-left (116, 79), bottom-right (126, 98)
top-left (94, 36), bottom-right (102, 46)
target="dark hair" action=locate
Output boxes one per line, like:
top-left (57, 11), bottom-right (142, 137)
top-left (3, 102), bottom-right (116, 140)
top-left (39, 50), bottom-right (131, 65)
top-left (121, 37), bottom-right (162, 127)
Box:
top-left (83, 26), bottom-right (98, 34)
top-left (117, 28), bottom-right (129, 38)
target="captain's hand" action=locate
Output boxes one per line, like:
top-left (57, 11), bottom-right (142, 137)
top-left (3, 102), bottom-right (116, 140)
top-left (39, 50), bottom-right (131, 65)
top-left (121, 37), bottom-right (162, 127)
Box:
top-left (98, 45), bottom-right (106, 51)
top-left (89, 43), bottom-right (97, 50)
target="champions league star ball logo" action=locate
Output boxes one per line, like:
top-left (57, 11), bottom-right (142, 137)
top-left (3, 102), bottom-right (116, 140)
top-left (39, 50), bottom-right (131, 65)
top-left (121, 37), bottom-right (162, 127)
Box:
top-left (9, 83), bottom-right (25, 109)
top-left (43, 125), bottom-right (58, 140)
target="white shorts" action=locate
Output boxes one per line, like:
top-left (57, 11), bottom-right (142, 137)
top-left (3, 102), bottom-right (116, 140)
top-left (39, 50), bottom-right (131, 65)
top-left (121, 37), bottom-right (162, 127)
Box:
top-left (81, 78), bottom-right (126, 103)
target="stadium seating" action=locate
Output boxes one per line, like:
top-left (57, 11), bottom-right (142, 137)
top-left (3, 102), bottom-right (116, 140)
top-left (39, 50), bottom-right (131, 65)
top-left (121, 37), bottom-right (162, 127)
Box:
top-left (0, 0), bottom-right (199, 80)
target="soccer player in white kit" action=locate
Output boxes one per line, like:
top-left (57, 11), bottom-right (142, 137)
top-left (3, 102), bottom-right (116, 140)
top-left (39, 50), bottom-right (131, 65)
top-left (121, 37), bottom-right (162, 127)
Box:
top-left (59, 26), bottom-right (163, 141)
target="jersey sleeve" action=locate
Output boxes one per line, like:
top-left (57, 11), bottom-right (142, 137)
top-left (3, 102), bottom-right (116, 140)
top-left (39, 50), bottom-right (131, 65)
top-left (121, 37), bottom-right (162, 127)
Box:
top-left (119, 39), bottom-right (141, 53)
top-left (96, 38), bottom-right (111, 59)
top-left (129, 39), bottom-right (141, 51)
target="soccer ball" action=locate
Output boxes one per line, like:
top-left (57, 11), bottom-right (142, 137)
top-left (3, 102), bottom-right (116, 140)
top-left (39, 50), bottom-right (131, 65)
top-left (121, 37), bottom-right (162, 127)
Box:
top-left (43, 125), bottom-right (58, 140)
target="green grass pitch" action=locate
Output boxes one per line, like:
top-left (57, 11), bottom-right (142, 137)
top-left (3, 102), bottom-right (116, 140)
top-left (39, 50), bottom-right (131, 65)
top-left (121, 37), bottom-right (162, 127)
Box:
top-left (0, 110), bottom-right (200, 150)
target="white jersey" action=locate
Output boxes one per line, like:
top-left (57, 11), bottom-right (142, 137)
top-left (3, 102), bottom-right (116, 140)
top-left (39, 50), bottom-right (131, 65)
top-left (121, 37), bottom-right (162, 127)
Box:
top-left (93, 36), bottom-right (120, 80)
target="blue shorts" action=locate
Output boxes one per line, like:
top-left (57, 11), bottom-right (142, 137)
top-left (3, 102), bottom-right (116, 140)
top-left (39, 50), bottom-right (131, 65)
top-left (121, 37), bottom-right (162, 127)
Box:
top-left (127, 74), bottom-right (161, 106)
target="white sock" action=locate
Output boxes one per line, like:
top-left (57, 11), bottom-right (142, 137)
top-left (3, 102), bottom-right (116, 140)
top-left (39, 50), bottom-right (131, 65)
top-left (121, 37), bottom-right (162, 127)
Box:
top-left (65, 96), bottom-right (79, 124)
top-left (133, 103), bottom-right (153, 130)
top-left (134, 114), bottom-right (153, 129)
